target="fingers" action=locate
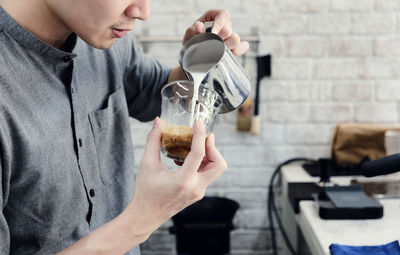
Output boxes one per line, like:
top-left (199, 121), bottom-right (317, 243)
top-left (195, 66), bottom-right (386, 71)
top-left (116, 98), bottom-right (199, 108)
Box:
top-left (199, 10), bottom-right (248, 56)
top-left (180, 120), bottom-right (206, 176)
top-left (196, 9), bottom-right (231, 37)
top-left (210, 10), bottom-right (231, 35)
top-left (224, 32), bottom-right (240, 50)
top-left (183, 26), bottom-right (197, 44)
top-left (232, 41), bottom-right (250, 56)
top-left (218, 21), bottom-right (233, 40)
top-left (142, 117), bottom-right (162, 163)
top-left (199, 133), bottom-right (228, 185)
top-left (195, 21), bottom-right (205, 34)
top-left (183, 21), bottom-right (205, 44)
top-left (204, 134), bottom-right (221, 163)
top-left (183, 9), bottom-right (249, 55)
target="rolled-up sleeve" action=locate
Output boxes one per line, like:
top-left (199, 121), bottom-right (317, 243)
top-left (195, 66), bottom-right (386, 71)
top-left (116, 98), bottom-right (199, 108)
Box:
top-left (121, 36), bottom-right (172, 122)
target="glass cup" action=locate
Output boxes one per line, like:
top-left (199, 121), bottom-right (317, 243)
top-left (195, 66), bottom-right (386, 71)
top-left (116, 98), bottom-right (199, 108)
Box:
top-left (160, 80), bottom-right (223, 162)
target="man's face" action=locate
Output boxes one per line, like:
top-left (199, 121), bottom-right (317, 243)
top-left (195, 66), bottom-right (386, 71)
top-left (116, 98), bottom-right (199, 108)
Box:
top-left (46, 0), bottom-right (151, 49)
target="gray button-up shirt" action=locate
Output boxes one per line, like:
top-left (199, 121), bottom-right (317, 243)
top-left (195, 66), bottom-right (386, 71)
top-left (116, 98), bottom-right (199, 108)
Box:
top-left (0, 7), bottom-right (171, 254)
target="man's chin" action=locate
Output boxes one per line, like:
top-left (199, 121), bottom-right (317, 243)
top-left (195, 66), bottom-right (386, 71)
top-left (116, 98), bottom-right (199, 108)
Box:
top-left (91, 39), bottom-right (116, 50)
top-left (81, 35), bottom-right (116, 50)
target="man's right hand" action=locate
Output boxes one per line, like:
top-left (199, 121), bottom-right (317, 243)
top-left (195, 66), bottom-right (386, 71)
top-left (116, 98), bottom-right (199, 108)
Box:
top-left (57, 117), bottom-right (227, 255)
top-left (126, 117), bottom-right (227, 236)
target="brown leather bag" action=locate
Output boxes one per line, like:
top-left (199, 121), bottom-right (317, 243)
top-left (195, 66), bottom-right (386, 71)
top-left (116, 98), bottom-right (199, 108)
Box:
top-left (331, 123), bottom-right (400, 164)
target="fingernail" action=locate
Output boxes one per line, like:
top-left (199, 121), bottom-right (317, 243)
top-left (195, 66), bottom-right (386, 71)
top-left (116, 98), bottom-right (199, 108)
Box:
top-left (209, 133), bottom-right (215, 144)
top-left (153, 117), bottom-right (160, 128)
top-left (195, 21), bottom-right (205, 33)
top-left (211, 25), bottom-right (218, 34)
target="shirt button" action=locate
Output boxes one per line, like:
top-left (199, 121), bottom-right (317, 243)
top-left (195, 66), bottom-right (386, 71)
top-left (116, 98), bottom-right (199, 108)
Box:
top-left (89, 189), bottom-right (95, 197)
top-left (78, 138), bottom-right (82, 147)
top-left (63, 56), bottom-right (72, 62)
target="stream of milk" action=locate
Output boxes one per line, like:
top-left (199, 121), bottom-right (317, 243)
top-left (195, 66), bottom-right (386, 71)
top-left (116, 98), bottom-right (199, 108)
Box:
top-left (182, 38), bottom-right (223, 127)
top-left (185, 63), bottom-right (215, 126)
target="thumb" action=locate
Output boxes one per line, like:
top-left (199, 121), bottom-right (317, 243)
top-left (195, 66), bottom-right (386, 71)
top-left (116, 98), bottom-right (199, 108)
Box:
top-left (199, 133), bottom-right (227, 186)
top-left (180, 119), bottom-right (206, 175)
top-left (195, 21), bottom-right (205, 33)
top-left (143, 117), bottom-right (162, 159)
top-left (183, 21), bottom-right (204, 44)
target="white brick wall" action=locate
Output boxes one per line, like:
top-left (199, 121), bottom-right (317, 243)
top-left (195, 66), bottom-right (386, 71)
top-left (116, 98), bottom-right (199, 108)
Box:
top-left (332, 81), bottom-right (374, 101)
top-left (351, 14), bottom-right (396, 35)
top-left (277, 0), bottom-right (328, 12)
top-left (313, 59), bottom-right (359, 79)
top-left (360, 58), bottom-right (399, 79)
top-left (285, 124), bottom-right (334, 143)
top-left (354, 103), bottom-right (398, 123)
top-left (287, 37), bottom-right (327, 57)
top-left (330, 37), bottom-right (372, 57)
top-left (273, 59), bottom-right (312, 79)
top-left (308, 14), bottom-right (351, 35)
top-left (375, 37), bottom-right (400, 57)
top-left (263, 14), bottom-right (307, 35)
top-left (267, 103), bottom-right (310, 123)
top-left (331, 0), bottom-right (374, 12)
top-left (310, 104), bottom-right (353, 122)
top-left (287, 81), bottom-right (332, 102)
top-left (130, 0), bottom-right (400, 254)
top-left (376, 81), bottom-right (400, 101)
top-left (376, 0), bottom-right (400, 11)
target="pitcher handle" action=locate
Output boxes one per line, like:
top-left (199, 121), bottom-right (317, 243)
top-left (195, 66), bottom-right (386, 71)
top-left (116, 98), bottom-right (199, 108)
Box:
top-left (204, 21), bottom-right (214, 33)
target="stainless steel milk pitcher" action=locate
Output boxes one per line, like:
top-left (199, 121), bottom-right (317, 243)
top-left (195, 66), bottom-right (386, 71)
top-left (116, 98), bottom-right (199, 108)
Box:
top-left (178, 22), bottom-right (251, 114)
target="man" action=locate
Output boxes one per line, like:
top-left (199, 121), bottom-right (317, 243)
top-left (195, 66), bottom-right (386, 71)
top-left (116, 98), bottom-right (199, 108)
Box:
top-left (0, 0), bottom-right (249, 254)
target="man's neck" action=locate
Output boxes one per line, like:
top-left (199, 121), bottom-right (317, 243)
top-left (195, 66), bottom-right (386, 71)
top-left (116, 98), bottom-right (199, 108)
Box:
top-left (0, 0), bottom-right (72, 49)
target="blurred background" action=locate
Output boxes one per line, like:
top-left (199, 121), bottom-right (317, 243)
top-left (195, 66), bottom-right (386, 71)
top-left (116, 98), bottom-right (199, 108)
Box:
top-left (128, 0), bottom-right (400, 254)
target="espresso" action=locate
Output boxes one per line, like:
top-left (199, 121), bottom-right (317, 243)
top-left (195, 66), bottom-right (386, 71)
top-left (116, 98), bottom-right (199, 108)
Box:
top-left (161, 126), bottom-right (193, 161)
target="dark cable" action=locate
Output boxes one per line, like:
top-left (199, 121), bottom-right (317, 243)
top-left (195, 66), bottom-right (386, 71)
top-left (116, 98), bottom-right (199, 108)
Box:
top-left (267, 158), bottom-right (315, 255)
top-left (268, 188), bottom-right (277, 254)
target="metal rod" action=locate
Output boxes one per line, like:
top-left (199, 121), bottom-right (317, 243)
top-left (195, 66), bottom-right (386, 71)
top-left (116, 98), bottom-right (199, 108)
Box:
top-left (137, 35), bottom-right (259, 43)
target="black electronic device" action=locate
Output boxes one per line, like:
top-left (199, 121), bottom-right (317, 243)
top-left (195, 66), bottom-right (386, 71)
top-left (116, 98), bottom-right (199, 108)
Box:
top-left (314, 185), bottom-right (383, 220)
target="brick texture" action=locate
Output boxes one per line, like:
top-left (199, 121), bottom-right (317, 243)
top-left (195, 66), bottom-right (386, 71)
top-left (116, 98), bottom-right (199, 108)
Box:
top-left (313, 59), bottom-right (359, 79)
top-left (277, 0), bottom-right (328, 12)
top-left (308, 14), bottom-right (351, 35)
top-left (330, 37), bottom-right (372, 57)
top-left (287, 37), bottom-right (327, 57)
top-left (376, 0), bottom-right (400, 11)
top-left (375, 37), bottom-right (400, 57)
top-left (262, 14), bottom-right (307, 35)
top-left (331, 0), bottom-right (374, 12)
top-left (273, 59), bottom-right (312, 79)
top-left (332, 81), bottom-right (374, 101)
top-left (132, 1), bottom-right (400, 254)
top-left (376, 81), bottom-right (400, 101)
top-left (351, 14), bottom-right (396, 35)
top-left (354, 103), bottom-right (398, 123)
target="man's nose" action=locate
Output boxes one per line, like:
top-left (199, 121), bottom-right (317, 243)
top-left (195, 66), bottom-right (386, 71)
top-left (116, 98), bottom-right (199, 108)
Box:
top-left (124, 0), bottom-right (151, 20)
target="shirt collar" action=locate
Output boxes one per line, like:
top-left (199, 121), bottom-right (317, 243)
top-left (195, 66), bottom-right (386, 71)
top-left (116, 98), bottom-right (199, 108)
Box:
top-left (0, 6), bottom-right (77, 63)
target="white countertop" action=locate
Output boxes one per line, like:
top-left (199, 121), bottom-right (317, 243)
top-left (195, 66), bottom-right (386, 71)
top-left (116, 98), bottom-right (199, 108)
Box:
top-left (297, 200), bottom-right (400, 255)
top-left (281, 163), bottom-right (400, 255)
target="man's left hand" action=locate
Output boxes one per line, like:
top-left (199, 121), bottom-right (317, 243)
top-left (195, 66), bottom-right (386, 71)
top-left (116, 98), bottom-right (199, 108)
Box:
top-left (183, 9), bottom-right (249, 56)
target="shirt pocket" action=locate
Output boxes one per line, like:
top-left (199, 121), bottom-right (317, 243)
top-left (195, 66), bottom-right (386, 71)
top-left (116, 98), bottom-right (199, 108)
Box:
top-left (88, 87), bottom-right (135, 186)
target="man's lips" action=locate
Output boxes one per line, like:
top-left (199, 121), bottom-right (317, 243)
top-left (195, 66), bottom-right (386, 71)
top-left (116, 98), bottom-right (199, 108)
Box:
top-left (112, 28), bottom-right (130, 38)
